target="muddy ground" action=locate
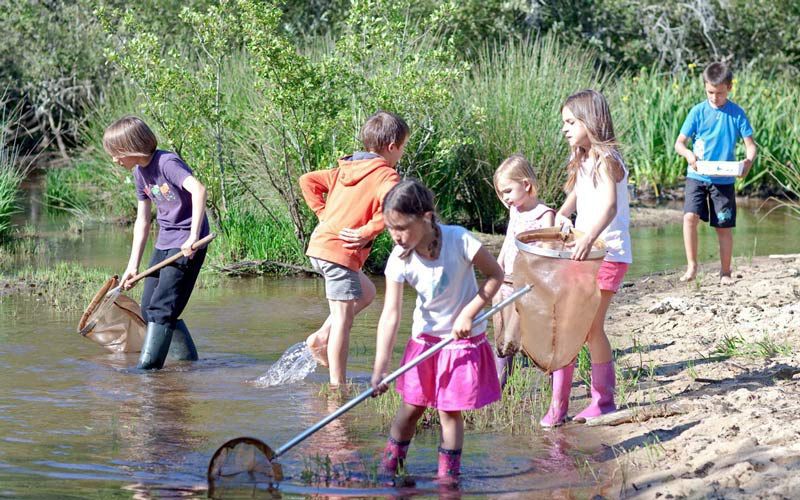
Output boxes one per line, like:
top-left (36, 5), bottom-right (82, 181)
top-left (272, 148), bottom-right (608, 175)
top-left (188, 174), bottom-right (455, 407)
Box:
top-left (588, 255), bottom-right (800, 498)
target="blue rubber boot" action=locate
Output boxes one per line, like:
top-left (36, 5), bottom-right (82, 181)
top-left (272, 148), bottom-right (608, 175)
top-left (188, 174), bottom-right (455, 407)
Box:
top-left (137, 322), bottom-right (174, 370)
top-left (168, 319), bottom-right (199, 361)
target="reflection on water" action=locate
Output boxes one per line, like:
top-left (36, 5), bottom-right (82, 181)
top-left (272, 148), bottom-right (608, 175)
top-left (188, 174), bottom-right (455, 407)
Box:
top-left (3, 195), bottom-right (800, 497)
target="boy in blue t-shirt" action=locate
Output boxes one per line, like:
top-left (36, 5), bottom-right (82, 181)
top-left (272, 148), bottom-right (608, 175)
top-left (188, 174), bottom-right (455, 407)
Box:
top-left (674, 62), bottom-right (757, 285)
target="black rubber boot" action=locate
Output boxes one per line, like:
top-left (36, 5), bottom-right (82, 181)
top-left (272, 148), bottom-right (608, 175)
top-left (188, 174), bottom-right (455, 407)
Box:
top-left (137, 322), bottom-right (174, 370)
top-left (169, 319), bottom-right (199, 361)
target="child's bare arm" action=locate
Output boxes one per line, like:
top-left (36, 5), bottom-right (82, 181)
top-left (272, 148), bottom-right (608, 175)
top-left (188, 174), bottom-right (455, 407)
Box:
top-left (452, 247), bottom-right (503, 338)
top-left (556, 190), bottom-right (577, 227)
top-left (372, 279), bottom-right (404, 394)
top-left (675, 134), bottom-right (698, 170)
top-left (122, 199), bottom-right (152, 289)
top-left (181, 175), bottom-right (208, 257)
top-left (742, 136), bottom-right (758, 177)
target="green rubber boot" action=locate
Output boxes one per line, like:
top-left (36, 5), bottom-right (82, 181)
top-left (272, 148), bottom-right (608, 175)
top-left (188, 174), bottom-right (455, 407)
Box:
top-left (169, 319), bottom-right (199, 361)
top-left (137, 322), bottom-right (174, 370)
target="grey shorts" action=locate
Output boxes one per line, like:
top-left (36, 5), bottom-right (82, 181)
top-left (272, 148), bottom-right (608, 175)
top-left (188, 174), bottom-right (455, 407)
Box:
top-left (309, 257), bottom-right (362, 301)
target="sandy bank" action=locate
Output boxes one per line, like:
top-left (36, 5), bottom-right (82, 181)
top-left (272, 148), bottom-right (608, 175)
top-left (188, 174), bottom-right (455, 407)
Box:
top-left (589, 255), bottom-right (800, 498)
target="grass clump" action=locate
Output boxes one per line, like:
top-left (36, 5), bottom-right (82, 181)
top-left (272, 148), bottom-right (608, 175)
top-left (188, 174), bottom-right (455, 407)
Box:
top-left (0, 106), bottom-right (25, 239)
top-left (712, 333), bottom-right (792, 359)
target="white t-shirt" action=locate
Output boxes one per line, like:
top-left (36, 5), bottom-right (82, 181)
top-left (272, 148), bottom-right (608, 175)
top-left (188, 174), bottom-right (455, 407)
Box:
top-left (574, 152), bottom-right (633, 264)
top-left (500, 203), bottom-right (555, 273)
top-left (384, 224), bottom-right (486, 338)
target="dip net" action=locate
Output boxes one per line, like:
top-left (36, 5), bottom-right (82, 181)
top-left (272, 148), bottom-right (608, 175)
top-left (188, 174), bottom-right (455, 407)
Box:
top-left (207, 437), bottom-right (283, 497)
top-left (77, 276), bottom-right (146, 353)
top-left (512, 228), bottom-right (605, 373)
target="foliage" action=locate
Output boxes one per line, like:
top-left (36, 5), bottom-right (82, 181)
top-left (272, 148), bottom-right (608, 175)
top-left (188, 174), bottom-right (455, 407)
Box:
top-left (613, 65), bottom-right (800, 195)
top-left (0, 0), bottom-right (215, 157)
top-left (0, 104), bottom-right (24, 239)
top-left (437, 36), bottom-right (607, 228)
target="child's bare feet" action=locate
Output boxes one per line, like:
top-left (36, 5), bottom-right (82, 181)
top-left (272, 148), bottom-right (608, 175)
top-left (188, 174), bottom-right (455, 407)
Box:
top-left (720, 273), bottom-right (735, 285)
top-left (306, 333), bottom-right (329, 367)
top-left (679, 268), bottom-right (697, 282)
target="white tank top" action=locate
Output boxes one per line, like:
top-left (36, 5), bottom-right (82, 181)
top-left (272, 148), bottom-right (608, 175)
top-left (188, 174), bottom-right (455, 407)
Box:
top-left (574, 152), bottom-right (632, 264)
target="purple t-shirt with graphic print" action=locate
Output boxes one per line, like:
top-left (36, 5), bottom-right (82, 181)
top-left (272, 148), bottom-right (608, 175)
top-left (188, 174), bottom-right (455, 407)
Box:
top-left (133, 150), bottom-right (209, 250)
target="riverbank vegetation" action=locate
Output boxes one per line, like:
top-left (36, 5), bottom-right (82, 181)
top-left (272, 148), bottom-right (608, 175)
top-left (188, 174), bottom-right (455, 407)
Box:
top-left (2, 0), bottom-right (799, 271)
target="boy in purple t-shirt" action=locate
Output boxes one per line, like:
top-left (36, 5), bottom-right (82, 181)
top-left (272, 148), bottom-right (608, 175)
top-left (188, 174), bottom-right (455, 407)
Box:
top-left (103, 116), bottom-right (210, 370)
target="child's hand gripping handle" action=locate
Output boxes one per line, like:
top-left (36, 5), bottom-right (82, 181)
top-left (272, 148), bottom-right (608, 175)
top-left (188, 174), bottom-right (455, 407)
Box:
top-left (110, 233), bottom-right (217, 296)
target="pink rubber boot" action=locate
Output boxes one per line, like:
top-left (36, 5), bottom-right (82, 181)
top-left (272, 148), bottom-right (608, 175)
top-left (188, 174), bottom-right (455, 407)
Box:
top-left (539, 363), bottom-right (575, 428)
top-left (380, 436), bottom-right (411, 475)
top-left (437, 447), bottom-right (461, 483)
top-left (573, 361), bottom-right (616, 422)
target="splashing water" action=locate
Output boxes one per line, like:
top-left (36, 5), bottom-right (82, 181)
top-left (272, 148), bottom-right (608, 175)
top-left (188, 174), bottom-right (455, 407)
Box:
top-left (252, 342), bottom-right (318, 387)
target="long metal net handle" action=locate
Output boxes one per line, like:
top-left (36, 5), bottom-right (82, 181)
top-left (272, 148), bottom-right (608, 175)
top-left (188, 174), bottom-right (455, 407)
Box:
top-left (272, 284), bottom-right (532, 459)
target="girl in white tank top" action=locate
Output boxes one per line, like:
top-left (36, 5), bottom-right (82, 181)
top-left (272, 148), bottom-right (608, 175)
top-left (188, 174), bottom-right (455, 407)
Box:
top-left (540, 89), bottom-right (632, 428)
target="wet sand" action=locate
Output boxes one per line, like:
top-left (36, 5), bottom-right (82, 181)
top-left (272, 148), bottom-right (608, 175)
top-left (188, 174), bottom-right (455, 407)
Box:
top-left (592, 255), bottom-right (800, 498)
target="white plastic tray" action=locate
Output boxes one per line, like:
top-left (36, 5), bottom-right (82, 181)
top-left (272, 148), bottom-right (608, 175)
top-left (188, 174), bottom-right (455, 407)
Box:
top-left (695, 160), bottom-right (744, 177)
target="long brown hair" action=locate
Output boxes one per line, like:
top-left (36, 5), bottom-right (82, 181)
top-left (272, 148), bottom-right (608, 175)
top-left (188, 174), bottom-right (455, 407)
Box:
top-left (561, 90), bottom-right (623, 192)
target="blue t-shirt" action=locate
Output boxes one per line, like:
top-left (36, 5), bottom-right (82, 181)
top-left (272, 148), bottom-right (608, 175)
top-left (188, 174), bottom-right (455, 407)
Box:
top-left (679, 100), bottom-right (753, 185)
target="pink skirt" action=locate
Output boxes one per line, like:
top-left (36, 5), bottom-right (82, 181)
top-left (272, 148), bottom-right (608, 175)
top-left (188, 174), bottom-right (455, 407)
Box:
top-left (395, 333), bottom-right (501, 411)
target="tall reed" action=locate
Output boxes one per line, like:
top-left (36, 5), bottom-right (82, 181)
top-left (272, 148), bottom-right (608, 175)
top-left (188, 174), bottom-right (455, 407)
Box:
top-left (614, 65), bottom-right (800, 195)
top-left (0, 107), bottom-right (24, 238)
top-left (438, 35), bottom-right (609, 229)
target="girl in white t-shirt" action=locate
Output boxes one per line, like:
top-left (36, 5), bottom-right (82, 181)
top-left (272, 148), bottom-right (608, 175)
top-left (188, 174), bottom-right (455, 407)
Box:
top-left (540, 89), bottom-right (632, 428)
top-left (371, 179), bottom-right (504, 483)
top-left (493, 154), bottom-right (555, 385)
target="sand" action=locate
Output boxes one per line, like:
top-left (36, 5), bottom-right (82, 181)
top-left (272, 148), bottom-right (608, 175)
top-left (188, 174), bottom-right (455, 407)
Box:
top-left (587, 255), bottom-right (800, 498)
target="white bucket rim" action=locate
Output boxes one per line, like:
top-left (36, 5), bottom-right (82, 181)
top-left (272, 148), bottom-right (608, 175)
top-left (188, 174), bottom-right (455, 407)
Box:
top-left (514, 228), bottom-right (607, 260)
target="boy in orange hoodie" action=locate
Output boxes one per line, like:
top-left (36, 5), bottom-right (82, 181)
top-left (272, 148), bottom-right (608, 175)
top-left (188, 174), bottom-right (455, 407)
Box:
top-left (300, 111), bottom-right (408, 387)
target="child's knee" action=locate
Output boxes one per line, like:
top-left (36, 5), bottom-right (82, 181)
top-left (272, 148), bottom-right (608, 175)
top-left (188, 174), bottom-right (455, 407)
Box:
top-left (438, 410), bottom-right (462, 423)
top-left (683, 212), bottom-right (700, 225)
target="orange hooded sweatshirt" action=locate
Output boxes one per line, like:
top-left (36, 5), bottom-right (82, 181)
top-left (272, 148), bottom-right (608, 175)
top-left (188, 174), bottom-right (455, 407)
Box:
top-left (300, 153), bottom-right (400, 271)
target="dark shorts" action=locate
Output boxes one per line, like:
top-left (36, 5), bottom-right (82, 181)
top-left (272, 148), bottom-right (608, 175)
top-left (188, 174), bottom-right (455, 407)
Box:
top-left (683, 178), bottom-right (736, 228)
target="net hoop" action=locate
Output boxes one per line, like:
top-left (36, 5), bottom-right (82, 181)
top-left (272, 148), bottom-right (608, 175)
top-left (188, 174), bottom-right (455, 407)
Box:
top-left (515, 227), bottom-right (606, 260)
top-left (207, 436), bottom-right (283, 486)
top-left (78, 275), bottom-right (119, 336)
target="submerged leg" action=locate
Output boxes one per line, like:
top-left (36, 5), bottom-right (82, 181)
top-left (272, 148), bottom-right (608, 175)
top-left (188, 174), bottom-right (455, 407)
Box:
top-left (168, 319), bottom-right (199, 361)
top-left (381, 403), bottom-right (426, 475)
top-left (306, 272), bottom-right (376, 368)
top-left (380, 436), bottom-right (411, 475)
top-left (437, 410), bottom-right (463, 481)
top-left (437, 447), bottom-right (462, 482)
top-left (138, 322), bottom-right (174, 370)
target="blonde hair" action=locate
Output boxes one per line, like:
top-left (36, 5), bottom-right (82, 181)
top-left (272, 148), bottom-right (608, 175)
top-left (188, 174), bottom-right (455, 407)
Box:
top-left (102, 116), bottom-right (158, 157)
top-left (493, 154), bottom-right (539, 201)
top-left (561, 90), bottom-right (624, 192)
